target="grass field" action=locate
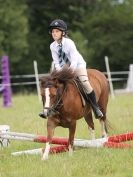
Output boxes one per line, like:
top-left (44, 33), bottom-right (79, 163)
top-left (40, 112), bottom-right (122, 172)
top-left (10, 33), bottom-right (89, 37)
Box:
top-left (0, 93), bottom-right (133, 177)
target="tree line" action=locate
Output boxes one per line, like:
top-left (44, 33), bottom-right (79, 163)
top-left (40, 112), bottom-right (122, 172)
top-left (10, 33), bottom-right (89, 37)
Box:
top-left (0, 0), bottom-right (133, 75)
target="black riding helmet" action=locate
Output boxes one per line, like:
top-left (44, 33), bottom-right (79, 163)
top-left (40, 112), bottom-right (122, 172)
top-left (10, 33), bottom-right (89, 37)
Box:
top-left (49, 19), bottom-right (68, 34)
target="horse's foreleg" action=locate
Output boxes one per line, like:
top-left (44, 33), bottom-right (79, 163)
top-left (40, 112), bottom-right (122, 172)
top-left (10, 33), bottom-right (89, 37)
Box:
top-left (68, 121), bottom-right (76, 156)
top-left (42, 142), bottom-right (50, 161)
top-left (42, 118), bottom-right (56, 161)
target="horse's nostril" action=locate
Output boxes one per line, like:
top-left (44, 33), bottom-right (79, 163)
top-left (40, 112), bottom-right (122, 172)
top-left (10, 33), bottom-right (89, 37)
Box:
top-left (39, 111), bottom-right (47, 119)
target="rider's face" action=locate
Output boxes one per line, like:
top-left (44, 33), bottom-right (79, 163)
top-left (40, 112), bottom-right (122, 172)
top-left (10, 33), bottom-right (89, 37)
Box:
top-left (51, 29), bottom-right (62, 42)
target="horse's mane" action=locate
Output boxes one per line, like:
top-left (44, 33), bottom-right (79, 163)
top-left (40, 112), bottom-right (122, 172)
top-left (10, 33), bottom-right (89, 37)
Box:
top-left (51, 68), bottom-right (85, 96)
top-left (50, 68), bottom-right (76, 83)
top-left (39, 68), bottom-right (76, 86)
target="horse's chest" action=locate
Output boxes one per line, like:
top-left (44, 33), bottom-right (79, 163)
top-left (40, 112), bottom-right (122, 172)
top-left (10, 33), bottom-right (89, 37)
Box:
top-left (59, 116), bottom-right (72, 128)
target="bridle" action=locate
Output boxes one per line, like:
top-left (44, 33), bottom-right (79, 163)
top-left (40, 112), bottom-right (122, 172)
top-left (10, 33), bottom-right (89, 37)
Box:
top-left (43, 83), bottom-right (66, 117)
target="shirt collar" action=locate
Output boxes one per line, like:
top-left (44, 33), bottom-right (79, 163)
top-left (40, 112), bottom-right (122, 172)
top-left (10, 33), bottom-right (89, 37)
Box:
top-left (61, 37), bottom-right (65, 45)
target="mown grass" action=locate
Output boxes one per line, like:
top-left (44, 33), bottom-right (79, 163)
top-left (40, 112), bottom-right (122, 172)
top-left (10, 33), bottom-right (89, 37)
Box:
top-left (0, 93), bottom-right (133, 177)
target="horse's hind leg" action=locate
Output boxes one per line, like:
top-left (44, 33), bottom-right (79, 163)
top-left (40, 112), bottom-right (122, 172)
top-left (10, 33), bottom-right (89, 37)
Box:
top-left (84, 111), bottom-right (95, 140)
top-left (98, 98), bottom-right (108, 138)
top-left (99, 118), bottom-right (107, 138)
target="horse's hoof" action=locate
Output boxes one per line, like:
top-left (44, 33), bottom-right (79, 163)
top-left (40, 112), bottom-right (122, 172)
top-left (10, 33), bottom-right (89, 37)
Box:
top-left (68, 148), bottom-right (73, 156)
top-left (41, 155), bottom-right (48, 161)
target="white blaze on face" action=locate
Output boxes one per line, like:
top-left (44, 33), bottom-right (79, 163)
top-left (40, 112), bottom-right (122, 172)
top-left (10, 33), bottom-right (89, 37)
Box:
top-left (44, 88), bottom-right (50, 116)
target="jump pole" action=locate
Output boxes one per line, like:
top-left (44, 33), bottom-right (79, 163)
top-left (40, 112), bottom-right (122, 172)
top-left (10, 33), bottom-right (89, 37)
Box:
top-left (104, 142), bottom-right (133, 149)
top-left (0, 133), bottom-right (68, 154)
top-left (1, 132), bottom-right (133, 148)
top-left (12, 145), bottom-right (68, 156)
top-left (11, 134), bottom-right (133, 157)
top-left (11, 142), bottom-right (133, 157)
top-left (0, 131), bottom-right (36, 138)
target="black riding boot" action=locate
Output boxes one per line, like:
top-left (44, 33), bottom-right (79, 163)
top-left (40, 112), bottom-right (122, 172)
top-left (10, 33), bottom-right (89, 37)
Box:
top-left (39, 111), bottom-right (47, 119)
top-left (87, 90), bottom-right (103, 119)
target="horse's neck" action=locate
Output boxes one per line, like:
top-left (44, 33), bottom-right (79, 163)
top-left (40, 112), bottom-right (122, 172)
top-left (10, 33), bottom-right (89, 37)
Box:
top-left (72, 79), bottom-right (86, 106)
top-left (64, 80), bottom-right (85, 106)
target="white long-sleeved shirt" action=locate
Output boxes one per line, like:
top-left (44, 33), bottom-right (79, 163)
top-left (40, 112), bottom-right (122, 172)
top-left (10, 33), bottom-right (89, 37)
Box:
top-left (50, 37), bottom-right (86, 71)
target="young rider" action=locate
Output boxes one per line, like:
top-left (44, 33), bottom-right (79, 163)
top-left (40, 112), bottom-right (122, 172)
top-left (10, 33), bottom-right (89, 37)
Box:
top-left (39, 19), bottom-right (103, 119)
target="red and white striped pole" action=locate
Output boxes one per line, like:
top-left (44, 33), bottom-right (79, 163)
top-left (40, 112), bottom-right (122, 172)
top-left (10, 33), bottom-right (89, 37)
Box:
top-left (1, 131), bottom-right (133, 149)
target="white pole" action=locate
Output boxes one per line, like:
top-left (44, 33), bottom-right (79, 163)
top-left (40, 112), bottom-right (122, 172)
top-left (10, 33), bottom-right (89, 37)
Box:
top-left (0, 131), bottom-right (36, 138)
top-left (0, 135), bottom-right (34, 141)
top-left (11, 137), bottom-right (108, 156)
top-left (12, 148), bottom-right (42, 156)
top-left (105, 56), bottom-right (115, 99)
top-left (33, 60), bottom-right (41, 102)
top-left (74, 137), bottom-right (108, 148)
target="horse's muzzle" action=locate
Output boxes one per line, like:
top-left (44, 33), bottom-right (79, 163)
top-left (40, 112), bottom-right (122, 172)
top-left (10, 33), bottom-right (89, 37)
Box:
top-left (38, 110), bottom-right (51, 119)
top-left (39, 111), bottom-right (47, 119)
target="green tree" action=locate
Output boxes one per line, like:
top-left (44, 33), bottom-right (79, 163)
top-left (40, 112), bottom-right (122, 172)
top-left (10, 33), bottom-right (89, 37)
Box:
top-left (83, 0), bottom-right (133, 71)
top-left (1, 0), bottom-right (133, 75)
top-left (0, 0), bottom-right (28, 74)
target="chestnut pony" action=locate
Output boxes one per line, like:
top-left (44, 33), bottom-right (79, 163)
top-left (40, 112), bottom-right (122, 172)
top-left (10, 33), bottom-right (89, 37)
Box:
top-left (40, 68), bottom-right (109, 160)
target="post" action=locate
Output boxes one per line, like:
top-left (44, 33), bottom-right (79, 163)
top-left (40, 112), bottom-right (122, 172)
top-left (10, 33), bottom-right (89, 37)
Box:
top-left (105, 56), bottom-right (115, 99)
top-left (33, 60), bottom-right (41, 102)
top-left (126, 64), bottom-right (133, 92)
top-left (1, 56), bottom-right (12, 106)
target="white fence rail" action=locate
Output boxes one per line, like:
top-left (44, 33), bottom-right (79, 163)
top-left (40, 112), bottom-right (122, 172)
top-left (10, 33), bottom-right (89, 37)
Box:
top-left (0, 73), bottom-right (48, 86)
top-left (0, 71), bottom-right (129, 86)
top-left (0, 70), bottom-right (132, 97)
top-left (0, 71), bottom-right (129, 87)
